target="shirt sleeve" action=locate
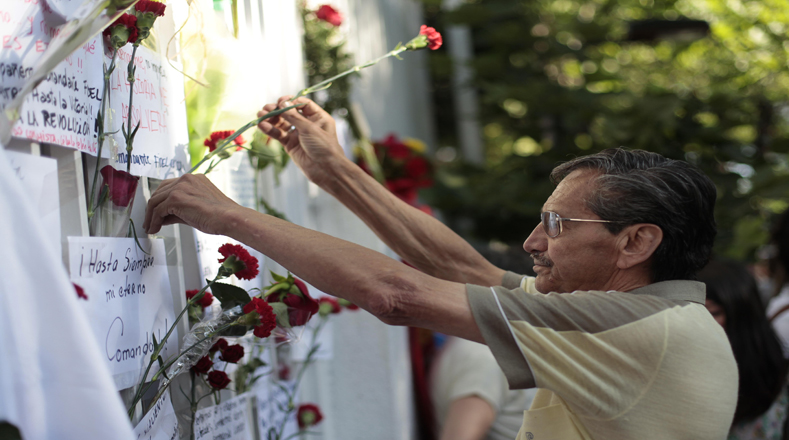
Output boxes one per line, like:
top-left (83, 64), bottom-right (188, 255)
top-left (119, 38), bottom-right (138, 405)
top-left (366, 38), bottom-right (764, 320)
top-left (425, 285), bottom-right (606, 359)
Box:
top-left (501, 271), bottom-right (525, 289)
top-left (466, 283), bottom-right (678, 419)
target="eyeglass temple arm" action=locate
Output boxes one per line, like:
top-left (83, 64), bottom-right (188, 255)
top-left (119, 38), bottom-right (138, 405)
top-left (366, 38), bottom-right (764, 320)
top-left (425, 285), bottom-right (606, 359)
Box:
top-left (560, 218), bottom-right (614, 224)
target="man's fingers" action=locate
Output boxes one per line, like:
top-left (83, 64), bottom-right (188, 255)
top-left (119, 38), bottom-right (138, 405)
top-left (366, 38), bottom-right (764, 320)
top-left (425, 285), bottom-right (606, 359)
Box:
top-left (290, 97), bottom-right (328, 119)
top-left (143, 178), bottom-right (178, 232)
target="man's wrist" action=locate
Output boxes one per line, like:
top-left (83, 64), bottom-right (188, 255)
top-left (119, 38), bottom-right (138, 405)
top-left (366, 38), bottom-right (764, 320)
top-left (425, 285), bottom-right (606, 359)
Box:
top-left (316, 154), bottom-right (363, 196)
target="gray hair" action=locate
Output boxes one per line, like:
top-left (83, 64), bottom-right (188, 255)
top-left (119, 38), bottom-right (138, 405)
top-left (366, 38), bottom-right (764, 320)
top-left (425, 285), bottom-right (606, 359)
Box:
top-left (551, 148), bottom-right (717, 282)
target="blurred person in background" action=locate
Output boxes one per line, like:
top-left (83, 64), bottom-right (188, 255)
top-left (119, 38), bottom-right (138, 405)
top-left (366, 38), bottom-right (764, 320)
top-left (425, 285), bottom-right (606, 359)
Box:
top-left (431, 336), bottom-right (537, 440)
top-left (767, 210), bottom-right (789, 354)
top-left (699, 260), bottom-right (789, 439)
top-left (430, 244), bottom-right (537, 440)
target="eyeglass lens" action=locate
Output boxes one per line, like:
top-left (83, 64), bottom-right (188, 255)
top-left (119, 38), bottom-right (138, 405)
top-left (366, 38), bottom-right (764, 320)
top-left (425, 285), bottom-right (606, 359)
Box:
top-left (541, 212), bottom-right (561, 237)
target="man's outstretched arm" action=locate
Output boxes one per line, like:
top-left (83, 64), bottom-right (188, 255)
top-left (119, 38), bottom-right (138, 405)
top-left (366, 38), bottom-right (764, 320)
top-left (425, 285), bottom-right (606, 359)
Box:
top-left (142, 174), bottom-right (484, 343)
top-left (257, 97), bottom-right (506, 286)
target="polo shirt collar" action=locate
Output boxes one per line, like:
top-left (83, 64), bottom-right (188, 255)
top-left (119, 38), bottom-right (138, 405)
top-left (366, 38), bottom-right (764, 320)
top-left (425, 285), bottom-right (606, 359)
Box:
top-left (629, 280), bottom-right (706, 305)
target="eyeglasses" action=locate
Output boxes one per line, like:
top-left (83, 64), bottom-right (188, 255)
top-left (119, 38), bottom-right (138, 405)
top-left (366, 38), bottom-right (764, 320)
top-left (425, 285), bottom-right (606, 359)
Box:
top-left (540, 211), bottom-right (615, 238)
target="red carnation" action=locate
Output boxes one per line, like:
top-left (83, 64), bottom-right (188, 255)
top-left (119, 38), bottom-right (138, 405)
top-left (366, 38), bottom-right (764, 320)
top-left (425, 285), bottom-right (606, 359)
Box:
top-left (243, 297), bottom-right (267, 315)
top-left (419, 25), bottom-right (443, 50)
top-left (186, 289), bottom-right (214, 308)
top-left (103, 13), bottom-right (138, 46)
top-left (315, 5), bottom-right (343, 26)
top-left (134, 0), bottom-right (166, 16)
top-left (219, 344), bottom-right (245, 363)
top-left (380, 134), bottom-right (411, 160)
top-left (270, 278), bottom-right (319, 326)
top-left (297, 403), bottom-right (324, 429)
top-left (191, 355), bottom-right (214, 374)
top-left (204, 130), bottom-right (246, 153)
top-left (210, 338), bottom-right (229, 353)
top-left (345, 303), bottom-right (360, 310)
top-left (386, 178), bottom-right (418, 204)
top-left (73, 283), bottom-right (88, 300)
top-left (218, 243), bottom-right (259, 280)
top-left (207, 370), bottom-right (231, 389)
top-left (318, 297), bottom-right (341, 316)
top-left (405, 157), bottom-right (429, 179)
top-left (99, 165), bottom-right (139, 207)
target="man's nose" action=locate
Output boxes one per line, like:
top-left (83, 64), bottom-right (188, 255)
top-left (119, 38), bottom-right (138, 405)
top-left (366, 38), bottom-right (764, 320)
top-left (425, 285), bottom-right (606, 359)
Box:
top-left (523, 222), bottom-right (547, 254)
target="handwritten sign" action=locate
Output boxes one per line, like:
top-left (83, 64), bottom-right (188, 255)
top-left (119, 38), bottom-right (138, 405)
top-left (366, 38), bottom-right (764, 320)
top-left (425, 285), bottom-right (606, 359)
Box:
top-left (68, 237), bottom-right (177, 389)
top-left (0, 2), bottom-right (189, 179)
top-left (6, 150), bottom-right (61, 257)
top-left (107, 45), bottom-right (190, 179)
top-left (0, 0), bottom-right (103, 152)
top-left (193, 392), bottom-right (254, 440)
top-left (133, 390), bottom-right (179, 440)
top-left (255, 380), bottom-right (298, 439)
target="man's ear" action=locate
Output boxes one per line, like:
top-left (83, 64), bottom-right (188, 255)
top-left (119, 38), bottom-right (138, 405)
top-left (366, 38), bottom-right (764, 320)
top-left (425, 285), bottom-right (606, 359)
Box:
top-left (616, 224), bottom-right (663, 270)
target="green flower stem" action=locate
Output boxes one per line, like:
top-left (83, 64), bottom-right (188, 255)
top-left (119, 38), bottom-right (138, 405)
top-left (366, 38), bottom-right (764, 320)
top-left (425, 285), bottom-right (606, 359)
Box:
top-left (294, 46), bottom-right (409, 99)
top-left (189, 370), bottom-right (197, 440)
top-left (262, 283), bottom-right (290, 298)
top-left (125, 43), bottom-right (139, 173)
top-left (141, 320), bottom-right (238, 415)
top-left (189, 42), bottom-right (412, 176)
top-left (274, 316), bottom-right (327, 440)
top-left (127, 279), bottom-right (219, 419)
top-left (87, 48), bottom-right (119, 221)
top-left (187, 103), bottom-right (306, 174)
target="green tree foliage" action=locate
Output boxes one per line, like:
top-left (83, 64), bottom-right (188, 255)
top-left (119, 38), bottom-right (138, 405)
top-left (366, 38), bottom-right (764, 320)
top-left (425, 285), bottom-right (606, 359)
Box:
top-left (421, 0), bottom-right (789, 259)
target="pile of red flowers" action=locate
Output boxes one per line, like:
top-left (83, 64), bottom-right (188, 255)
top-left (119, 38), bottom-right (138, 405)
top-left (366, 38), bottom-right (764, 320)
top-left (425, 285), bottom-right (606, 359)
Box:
top-left (190, 338), bottom-right (245, 390)
top-left (357, 134), bottom-right (433, 205)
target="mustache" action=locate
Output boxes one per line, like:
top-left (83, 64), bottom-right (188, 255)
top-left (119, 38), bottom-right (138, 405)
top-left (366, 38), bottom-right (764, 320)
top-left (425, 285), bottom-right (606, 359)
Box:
top-left (530, 253), bottom-right (553, 267)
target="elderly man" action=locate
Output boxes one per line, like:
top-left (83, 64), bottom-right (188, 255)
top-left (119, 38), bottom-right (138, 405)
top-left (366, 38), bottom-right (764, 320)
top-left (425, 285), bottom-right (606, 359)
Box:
top-left (144, 97), bottom-right (737, 439)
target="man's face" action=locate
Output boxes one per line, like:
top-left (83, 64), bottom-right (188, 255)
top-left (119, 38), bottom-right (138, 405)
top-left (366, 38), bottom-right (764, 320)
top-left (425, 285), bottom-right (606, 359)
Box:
top-left (523, 169), bottom-right (622, 294)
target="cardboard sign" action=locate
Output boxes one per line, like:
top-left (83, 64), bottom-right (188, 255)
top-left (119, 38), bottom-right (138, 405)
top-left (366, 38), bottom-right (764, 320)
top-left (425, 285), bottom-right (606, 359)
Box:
top-left (193, 392), bottom-right (254, 440)
top-left (133, 391), bottom-right (179, 440)
top-left (68, 237), bottom-right (177, 389)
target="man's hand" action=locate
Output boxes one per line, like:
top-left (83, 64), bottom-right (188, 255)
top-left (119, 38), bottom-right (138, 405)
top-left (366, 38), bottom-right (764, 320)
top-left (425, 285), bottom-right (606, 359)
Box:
top-left (257, 96), bottom-right (347, 186)
top-left (143, 174), bottom-right (241, 235)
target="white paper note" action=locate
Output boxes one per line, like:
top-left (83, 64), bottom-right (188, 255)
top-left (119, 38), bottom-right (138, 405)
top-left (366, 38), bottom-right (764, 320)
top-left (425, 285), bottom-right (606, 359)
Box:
top-left (107, 45), bottom-right (190, 179)
top-left (133, 390), bottom-right (179, 440)
top-left (193, 392), bottom-right (254, 440)
top-left (0, 3), bottom-right (190, 178)
top-left (68, 237), bottom-right (177, 389)
top-left (0, 0), bottom-right (103, 152)
top-left (255, 380), bottom-right (298, 439)
top-left (6, 151), bottom-right (61, 256)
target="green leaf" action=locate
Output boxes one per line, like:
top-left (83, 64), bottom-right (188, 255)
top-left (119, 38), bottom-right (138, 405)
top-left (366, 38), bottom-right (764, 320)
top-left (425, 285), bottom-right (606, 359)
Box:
top-left (270, 271), bottom-right (287, 283)
top-left (211, 282), bottom-right (252, 311)
top-left (152, 333), bottom-right (159, 352)
top-left (269, 301), bottom-right (291, 328)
